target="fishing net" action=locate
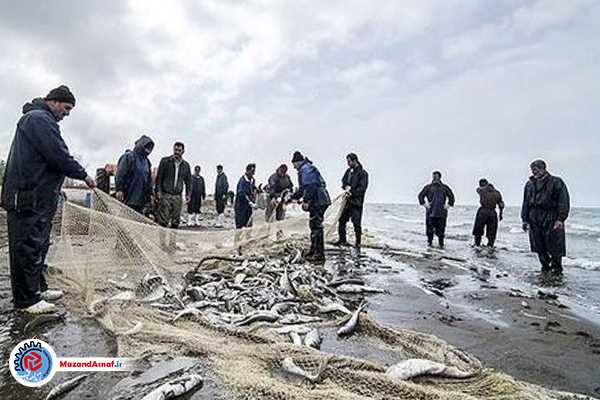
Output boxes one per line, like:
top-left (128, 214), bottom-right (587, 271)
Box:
top-left (46, 189), bottom-right (592, 399)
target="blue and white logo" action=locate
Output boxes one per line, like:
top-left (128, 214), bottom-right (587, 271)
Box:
top-left (9, 339), bottom-right (57, 387)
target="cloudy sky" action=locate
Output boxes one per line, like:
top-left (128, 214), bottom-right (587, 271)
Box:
top-left (0, 0), bottom-right (598, 206)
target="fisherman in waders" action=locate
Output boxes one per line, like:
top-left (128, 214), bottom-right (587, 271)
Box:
top-left (418, 171), bottom-right (455, 249)
top-left (290, 151), bottom-right (331, 263)
top-left (334, 153), bottom-right (369, 250)
top-left (521, 159), bottom-right (570, 274)
top-left (265, 164), bottom-right (294, 222)
top-left (1, 85), bottom-right (96, 314)
top-left (472, 179), bottom-right (504, 248)
top-left (187, 165), bottom-right (206, 226)
top-left (214, 165), bottom-right (229, 227)
top-left (234, 163), bottom-right (257, 229)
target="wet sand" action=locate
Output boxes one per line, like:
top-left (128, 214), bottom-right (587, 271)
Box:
top-left (1, 220), bottom-right (599, 398)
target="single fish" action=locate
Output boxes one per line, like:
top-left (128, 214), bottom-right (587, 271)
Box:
top-left (172, 307), bottom-right (201, 322)
top-left (273, 325), bottom-right (313, 335)
top-left (235, 311), bottom-right (280, 326)
top-left (281, 357), bottom-right (329, 383)
top-left (140, 374), bottom-right (204, 400)
top-left (290, 249), bottom-right (302, 264)
top-left (327, 278), bottom-right (365, 288)
top-left (304, 328), bottom-right (322, 350)
top-left (386, 359), bottom-right (475, 380)
top-left (234, 273), bottom-right (247, 285)
top-left (337, 302), bottom-right (367, 337)
top-left (117, 321), bottom-right (143, 336)
top-left (317, 302), bottom-right (352, 316)
top-left (289, 331), bottom-right (303, 346)
top-left (45, 374), bottom-right (88, 400)
top-left (335, 284), bottom-right (385, 294)
top-left (279, 266), bottom-right (297, 297)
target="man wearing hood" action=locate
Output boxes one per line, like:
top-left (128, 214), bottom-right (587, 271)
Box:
top-left (115, 135), bottom-right (154, 214)
top-left (265, 164), bottom-right (294, 222)
top-left (473, 179), bottom-right (504, 247)
top-left (235, 164), bottom-right (257, 229)
top-left (418, 171), bottom-right (455, 249)
top-left (1, 86), bottom-right (96, 314)
top-left (521, 160), bottom-right (570, 274)
top-left (290, 151), bottom-right (331, 262)
top-left (214, 165), bottom-right (229, 227)
top-left (335, 153), bottom-right (369, 249)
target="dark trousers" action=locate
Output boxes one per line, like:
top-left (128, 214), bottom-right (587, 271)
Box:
top-left (426, 215), bottom-right (446, 247)
top-left (338, 203), bottom-right (363, 246)
top-left (215, 196), bottom-right (226, 214)
top-left (528, 209), bottom-right (566, 272)
top-left (309, 205), bottom-right (328, 256)
top-left (472, 208), bottom-right (498, 246)
top-left (7, 206), bottom-right (55, 308)
top-left (235, 205), bottom-right (253, 229)
top-left (157, 193), bottom-right (182, 228)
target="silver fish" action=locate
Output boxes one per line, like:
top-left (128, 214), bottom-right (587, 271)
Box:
top-left (304, 328), bottom-right (322, 350)
top-left (273, 325), bottom-right (313, 335)
top-left (386, 359), bottom-right (475, 380)
top-left (317, 302), bottom-right (352, 316)
top-left (140, 374), bottom-right (203, 400)
top-left (335, 284), bottom-right (385, 294)
top-left (235, 311), bottom-right (279, 326)
top-left (45, 374), bottom-right (88, 400)
top-left (337, 303), bottom-right (367, 337)
top-left (281, 357), bottom-right (328, 383)
top-left (290, 249), bottom-right (302, 264)
top-left (279, 266), bottom-right (297, 297)
top-left (289, 331), bottom-right (303, 346)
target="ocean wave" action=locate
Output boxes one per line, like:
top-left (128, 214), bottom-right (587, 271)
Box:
top-left (568, 223), bottom-right (600, 234)
top-left (563, 257), bottom-right (600, 271)
top-left (383, 215), bottom-right (421, 224)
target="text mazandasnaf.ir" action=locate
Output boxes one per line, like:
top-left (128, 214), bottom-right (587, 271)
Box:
top-left (58, 357), bottom-right (135, 371)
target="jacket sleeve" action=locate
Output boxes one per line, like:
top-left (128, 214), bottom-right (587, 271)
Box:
top-left (341, 169), bottom-right (349, 188)
top-left (184, 163), bottom-right (192, 197)
top-left (145, 160), bottom-right (153, 203)
top-left (557, 179), bottom-right (570, 222)
top-left (268, 174), bottom-right (278, 196)
top-left (418, 185), bottom-right (428, 205)
top-left (445, 185), bottom-right (456, 206)
top-left (200, 178), bottom-right (206, 199)
top-left (28, 116), bottom-right (87, 180)
top-left (521, 183), bottom-right (529, 223)
top-left (353, 170), bottom-right (368, 198)
top-left (497, 190), bottom-right (505, 210)
top-left (115, 153), bottom-right (130, 192)
top-left (154, 158), bottom-right (165, 194)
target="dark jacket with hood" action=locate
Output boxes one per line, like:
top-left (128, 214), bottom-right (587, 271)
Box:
top-left (292, 160), bottom-right (331, 209)
top-left (267, 172), bottom-right (293, 198)
top-left (1, 98), bottom-right (87, 213)
top-left (215, 172), bottom-right (229, 199)
top-left (115, 135), bottom-right (154, 207)
top-left (477, 184), bottom-right (504, 210)
top-left (155, 156), bottom-right (191, 196)
top-left (341, 163), bottom-right (369, 207)
top-left (418, 181), bottom-right (455, 219)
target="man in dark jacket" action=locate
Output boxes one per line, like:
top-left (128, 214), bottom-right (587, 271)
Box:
top-left (521, 160), bottom-right (570, 274)
top-left (115, 135), bottom-right (154, 214)
top-left (473, 179), bottom-right (504, 247)
top-left (155, 142), bottom-right (191, 229)
top-left (265, 164), bottom-right (294, 222)
top-left (187, 165), bottom-right (206, 227)
top-left (290, 151), bottom-right (331, 263)
top-left (235, 164), bottom-right (257, 229)
top-left (335, 153), bottom-right (369, 249)
top-left (418, 171), bottom-right (455, 249)
top-left (215, 165), bottom-right (229, 227)
top-left (1, 86), bottom-right (96, 314)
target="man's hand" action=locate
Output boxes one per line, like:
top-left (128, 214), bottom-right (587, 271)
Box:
top-left (499, 212), bottom-right (503, 222)
top-left (522, 222), bottom-right (529, 232)
top-left (422, 201), bottom-right (431, 210)
top-left (115, 191), bottom-right (125, 202)
top-left (186, 195), bottom-right (191, 204)
top-left (249, 201), bottom-right (257, 209)
top-left (301, 202), bottom-right (310, 212)
top-left (84, 175), bottom-right (96, 189)
top-left (553, 220), bottom-right (564, 230)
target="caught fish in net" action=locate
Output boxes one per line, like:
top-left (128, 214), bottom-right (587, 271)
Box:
top-left (45, 189), bottom-right (594, 399)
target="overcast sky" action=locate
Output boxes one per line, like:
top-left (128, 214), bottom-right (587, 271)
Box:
top-left (0, 0), bottom-right (598, 206)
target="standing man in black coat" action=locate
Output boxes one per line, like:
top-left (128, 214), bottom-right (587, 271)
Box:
top-left (521, 159), bottom-right (570, 274)
top-left (187, 165), bottom-right (206, 227)
top-left (418, 171), bottom-right (455, 249)
top-left (1, 86), bottom-right (96, 314)
top-left (214, 165), bottom-right (229, 227)
top-left (473, 179), bottom-right (505, 248)
top-left (155, 142), bottom-right (191, 229)
top-left (334, 153), bottom-right (369, 249)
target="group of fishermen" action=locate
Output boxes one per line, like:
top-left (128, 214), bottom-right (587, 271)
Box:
top-left (418, 161), bottom-right (570, 274)
top-left (0, 85), bottom-right (570, 315)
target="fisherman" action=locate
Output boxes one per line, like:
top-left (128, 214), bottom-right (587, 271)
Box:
top-left (265, 164), bottom-right (294, 222)
top-left (235, 164), bottom-right (257, 229)
top-left (115, 135), bottom-right (154, 214)
top-left (334, 153), bottom-right (369, 249)
top-left (290, 151), bottom-right (331, 262)
top-left (418, 171), bottom-right (455, 249)
top-left (521, 160), bottom-right (570, 274)
top-left (473, 179), bottom-right (505, 248)
top-left (1, 85), bottom-right (96, 314)
top-left (214, 165), bottom-right (229, 227)
top-left (187, 165), bottom-right (206, 227)
top-left (155, 142), bottom-right (191, 229)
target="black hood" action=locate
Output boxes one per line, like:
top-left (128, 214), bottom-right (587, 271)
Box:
top-left (133, 135), bottom-right (154, 155)
top-left (22, 97), bottom-right (50, 115)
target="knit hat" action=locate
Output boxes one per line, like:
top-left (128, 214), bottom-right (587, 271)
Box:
top-left (291, 151), bottom-right (304, 163)
top-left (45, 85), bottom-right (76, 106)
